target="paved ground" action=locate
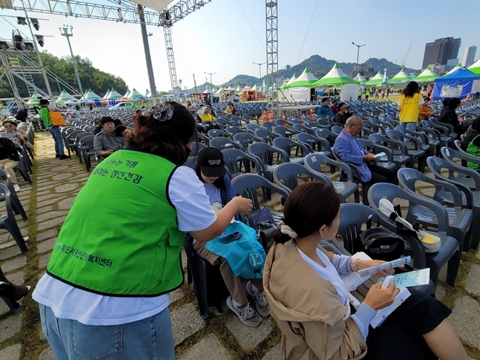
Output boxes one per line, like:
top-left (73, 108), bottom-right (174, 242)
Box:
top-left (0, 132), bottom-right (479, 359)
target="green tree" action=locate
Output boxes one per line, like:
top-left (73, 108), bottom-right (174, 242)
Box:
top-left (0, 51), bottom-right (128, 98)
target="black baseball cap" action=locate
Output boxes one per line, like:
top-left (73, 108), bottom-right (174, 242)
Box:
top-left (197, 147), bottom-right (226, 177)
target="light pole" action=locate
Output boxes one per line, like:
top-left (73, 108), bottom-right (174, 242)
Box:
top-left (351, 42), bottom-right (366, 77)
top-left (252, 61), bottom-right (266, 84)
top-left (204, 72), bottom-right (216, 86)
top-left (60, 25), bottom-right (83, 95)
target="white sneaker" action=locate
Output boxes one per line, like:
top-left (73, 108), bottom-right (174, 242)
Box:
top-left (13, 184), bottom-right (20, 192)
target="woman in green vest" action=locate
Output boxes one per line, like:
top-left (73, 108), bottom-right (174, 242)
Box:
top-left (33, 102), bottom-right (253, 360)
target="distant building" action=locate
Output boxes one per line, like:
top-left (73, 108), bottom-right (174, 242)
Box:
top-left (422, 37), bottom-right (461, 69)
top-left (462, 46), bottom-right (477, 67)
top-left (285, 65), bottom-right (291, 70)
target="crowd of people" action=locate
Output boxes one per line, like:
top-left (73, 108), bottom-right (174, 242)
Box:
top-left (0, 90), bottom-right (476, 359)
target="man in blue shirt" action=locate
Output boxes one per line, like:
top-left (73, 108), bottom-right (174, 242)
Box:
top-left (333, 116), bottom-right (395, 204)
top-left (316, 97), bottom-right (334, 119)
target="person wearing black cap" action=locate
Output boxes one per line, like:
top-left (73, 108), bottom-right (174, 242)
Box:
top-left (193, 147), bottom-right (270, 327)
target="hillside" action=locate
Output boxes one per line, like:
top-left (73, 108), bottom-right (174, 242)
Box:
top-left (0, 52), bottom-right (128, 98)
top-left (195, 55), bottom-right (419, 90)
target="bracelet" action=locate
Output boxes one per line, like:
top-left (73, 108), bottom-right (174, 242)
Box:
top-left (350, 258), bottom-right (358, 272)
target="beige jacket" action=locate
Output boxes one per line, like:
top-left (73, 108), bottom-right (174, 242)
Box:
top-left (263, 240), bottom-right (367, 360)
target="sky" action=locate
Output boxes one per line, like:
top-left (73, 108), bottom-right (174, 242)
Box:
top-left (1, 0), bottom-right (479, 95)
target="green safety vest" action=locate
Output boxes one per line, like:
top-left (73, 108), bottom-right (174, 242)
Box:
top-left (466, 134), bottom-right (480, 171)
top-left (47, 150), bottom-right (185, 296)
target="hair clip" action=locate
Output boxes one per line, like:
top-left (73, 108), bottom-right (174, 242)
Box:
top-left (152, 103), bottom-right (174, 122)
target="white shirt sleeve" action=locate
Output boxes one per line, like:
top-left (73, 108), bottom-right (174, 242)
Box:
top-left (168, 166), bottom-right (217, 232)
top-left (419, 97), bottom-right (425, 105)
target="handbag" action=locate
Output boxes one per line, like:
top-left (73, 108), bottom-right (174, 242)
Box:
top-left (206, 221), bottom-right (266, 279)
top-left (49, 111), bottom-right (67, 126)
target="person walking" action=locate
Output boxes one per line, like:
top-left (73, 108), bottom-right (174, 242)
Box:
top-left (398, 81), bottom-right (423, 132)
top-left (38, 99), bottom-right (69, 159)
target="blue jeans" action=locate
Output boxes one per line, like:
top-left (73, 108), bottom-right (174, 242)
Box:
top-left (47, 126), bottom-right (65, 156)
top-left (39, 304), bottom-right (175, 360)
top-left (400, 122), bottom-right (417, 143)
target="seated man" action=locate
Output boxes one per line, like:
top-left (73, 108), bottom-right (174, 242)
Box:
top-left (333, 116), bottom-right (395, 201)
top-left (93, 117), bottom-right (126, 159)
top-left (316, 97), bottom-right (334, 119)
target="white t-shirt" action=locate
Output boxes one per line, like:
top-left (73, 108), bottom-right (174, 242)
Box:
top-left (33, 166), bottom-right (217, 326)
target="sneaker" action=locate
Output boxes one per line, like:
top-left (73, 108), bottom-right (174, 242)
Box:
top-left (0, 281), bottom-right (31, 302)
top-left (246, 282), bottom-right (270, 318)
top-left (55, 154), bottom-right (60, 158)
top-left (58, 155), bottom-right (70, 160)
top-left (226, 296), bottom-right (261, 327)
top-left (13, 184), bottom-right (20, 192)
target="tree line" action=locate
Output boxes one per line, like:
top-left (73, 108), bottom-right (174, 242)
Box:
top-left (0, 51), bottom-right (128, 99)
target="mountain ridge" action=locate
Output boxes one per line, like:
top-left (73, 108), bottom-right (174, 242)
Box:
top-left (190, 55), bottom-right (419, 91)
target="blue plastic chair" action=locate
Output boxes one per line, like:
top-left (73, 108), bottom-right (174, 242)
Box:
top-left (397, 167), bottom-right (472, 252)
top-left (272, 162), bottom-right (332, 194)
top-left (304, 153), bottom-right (360, 203)
top-left (367, 183), bottom-right (460, 286)
top-left (272, 137), bottom-right (310, 165)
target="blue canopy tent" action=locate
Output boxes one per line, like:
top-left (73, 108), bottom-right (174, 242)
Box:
top-left (432, 68), bottom-right (480, 100)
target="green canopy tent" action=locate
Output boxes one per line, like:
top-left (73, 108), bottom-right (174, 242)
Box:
top-left (56, 90), bottom-right (76, 104)
top-left (26, 90), bottom-right (42, 107)
top-left (468, 59), bottom-right (480, 75)
top-left (414, 66), bottom-right (439, 82)
top-left (365, 71), bottom-right (385, 86)
top-left (387, 67), bottom-right (411, 87)
top-left (282, 68), bottom-right (318, 102)
top-left (313, 63), bottom-right (359, 100)
top-left (445, 63), bottom-right (463, 76)
top-left (279, 73), bottom-right (297, 90)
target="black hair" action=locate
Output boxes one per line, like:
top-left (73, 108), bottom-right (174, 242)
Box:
top-left (100, 117), bottom-right (115, 125)
top-left (126, 101), bottom-right (197, 164)
top-left (443, 97), bottom-right (461, 110)
top-left (402, 81), bottom-right (420, 98)
top-left (113, 119), bottom-right (122, 127)
top-left (39, 99), bottom-right (49, 106)
top-left (470, 116), bottom-right (480, 131)
top-left (322, 97), bottom-right (329, 103)
top-left (273, 182), bottom-right (340, 244)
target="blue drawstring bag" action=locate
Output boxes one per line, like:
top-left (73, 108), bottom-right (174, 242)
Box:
top-left (206, 221), bottom-right (266, 279)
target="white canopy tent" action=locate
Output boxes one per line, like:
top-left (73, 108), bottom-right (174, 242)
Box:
top-left (283, 68), bottom-right (318, 102)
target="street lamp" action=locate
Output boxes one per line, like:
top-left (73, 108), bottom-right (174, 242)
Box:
top-left (59, 25), bottom-right (83, 95)
top-left (252, 61), bottom-right (266, 83)
top-left (204, 72), bottom-right (216, 86)
top-left (351, 42), bottom-right (366, 77)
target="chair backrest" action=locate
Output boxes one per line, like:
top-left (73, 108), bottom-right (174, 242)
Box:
top-left (272, 137), bottom-right (309, 160)
top-left (225, 125), bottom-right (243, 135)
top-left (367, 182), bottom-right (449, 235)
top-left (183, 156), bottom-right (197, 169)
top-left (233, 132), bottom-right (264, 149)
top-left (245, 123), bottom-right (261, 133)
top-left (79, 134), bottom-right (95, 150)
top-left (207, 129), bottom-right (231, 139)
top-left (190, 142), bottom-right (207, 156)
top-left (255, 129), bottom-right (279, 144)
top-left (273, 162), bottom-right (332, 192)
top-left (221, 148), bottom-right (260, 177)
top-left (397, 167), bottom-right (463, 207)
top-left (209, 137), bottom-right (243, 151)
top-left (232, 173), bottom-right (290, 210)
top-left (248, 142), bottom-right (289, 166)
top-left (296, 133), bottom-right (330, 152)
top-left (262, 121), bottom-right (274, 131)
top-left (337, 203), bottom-right (378, 254)
top-left (304, 153), bottom-right (353, 182)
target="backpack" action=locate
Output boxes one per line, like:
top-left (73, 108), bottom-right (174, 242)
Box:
top-left (352, 214), bottom-right (405, 262)
top-left (205, 221), bottom-right (266, 279)
top-left (355, 227), bottom-right (405, 261)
